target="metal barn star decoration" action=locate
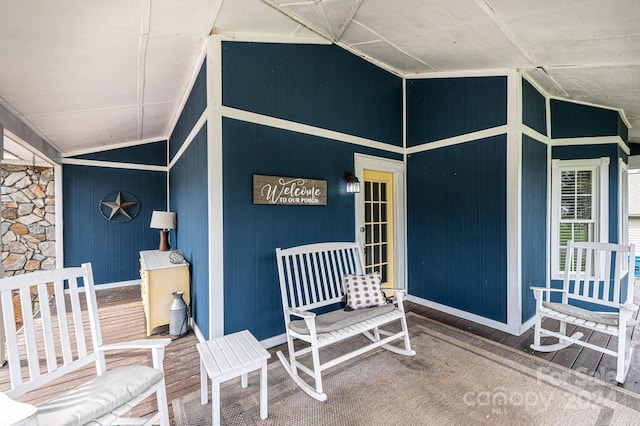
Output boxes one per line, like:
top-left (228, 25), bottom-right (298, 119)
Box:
top-left (99, 191), bottom-right (140, 223)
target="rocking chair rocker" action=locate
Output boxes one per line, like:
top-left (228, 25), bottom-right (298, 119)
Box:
top-left (530, 241), bottom-right (637, 383)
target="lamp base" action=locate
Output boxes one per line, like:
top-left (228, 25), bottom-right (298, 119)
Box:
top-left (158, 230), bottom-right (170, 251)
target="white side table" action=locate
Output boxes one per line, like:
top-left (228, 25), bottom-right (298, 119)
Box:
top-left (197, 330), bottom-right (271, 426)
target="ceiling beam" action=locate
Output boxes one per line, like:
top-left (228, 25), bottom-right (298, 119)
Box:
top-left (137, 0), bottom-right (152, 141)
top-left (0, 98), bottom-right (60, 164)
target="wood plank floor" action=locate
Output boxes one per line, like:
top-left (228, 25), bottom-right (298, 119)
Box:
top-left (1, 285), bottom-right (639, 425)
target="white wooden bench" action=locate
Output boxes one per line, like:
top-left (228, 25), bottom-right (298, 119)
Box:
top-left (531, 241), bottom-right (637, 383)
top-left (276, 242), bottom-right (415, 401)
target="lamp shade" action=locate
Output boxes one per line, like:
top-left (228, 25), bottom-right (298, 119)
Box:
top-left (150, 211), bottom-right (176, 230)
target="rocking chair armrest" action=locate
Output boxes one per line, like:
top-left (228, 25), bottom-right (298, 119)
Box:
top-left (286, 307), bottom-right (316, 319)
top-left (99, 338), bottom-right (172, 352)
top-left (529, 287), bottom-right (567, 293)
top-left (619, 303), bottom-right (639, 312)
top-left (382, 287), bottom-right (407, 295)
top-left (99, 339), bottom-right (171, 370)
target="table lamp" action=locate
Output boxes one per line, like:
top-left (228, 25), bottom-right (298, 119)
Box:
top-left (150, 211), bottom-right (176, 251)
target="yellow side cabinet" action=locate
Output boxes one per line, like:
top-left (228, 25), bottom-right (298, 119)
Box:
top-left (139, 250), bottom-right (190, 336)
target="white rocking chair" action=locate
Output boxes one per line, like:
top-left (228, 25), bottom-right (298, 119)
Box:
top-left (0, 263), bottom-right (171, 425)
top-left (531, 241), bottom-right (637, 383)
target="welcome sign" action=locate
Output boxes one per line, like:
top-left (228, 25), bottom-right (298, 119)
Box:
top-left (253, 175), bottom-right (327, 205)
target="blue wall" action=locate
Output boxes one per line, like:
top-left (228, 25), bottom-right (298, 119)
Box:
top-left (169, 125), bottom-right (209, 338)
top-left (167, 60), bottom-right (209, 337)
top-left (169, 62), bottom-right (207, 163)
top-left (220, 42), bottom-right (403, 340)
top-left (63, 164), bottom-right (167, 284)
top-left (406, 76), bottom-right (507, 146)
top-left (522, 79), bottom-right (547, 135)
top-left (72, 141), bottom-right (167, 166)
top-left (551, 100), bottom-right (620, 139)
top-left (222, 119), bottom-right (401, 339)
top-left (520, 80), bottom-right (548, 322)
top-left (407, 135), bottom-right (508, 322)
top-left (222, 42), bottom-right (402, 146)
top-left (521, 135), bottom-right (547, 321)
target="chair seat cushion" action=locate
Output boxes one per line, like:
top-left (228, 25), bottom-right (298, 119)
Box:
top-left (289, 304), bottom-right (396, 335)
top-left (541, 301), bottom-right (627, 327)
top-left (36, 365), bottom-right (163, 426)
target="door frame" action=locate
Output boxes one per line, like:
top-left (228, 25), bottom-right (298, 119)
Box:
top-left (354, 153), bottom-right (406, 289)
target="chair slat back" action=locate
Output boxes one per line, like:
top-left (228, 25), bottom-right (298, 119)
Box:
top-left (276, 242), bottom-right (365, 318)
top-left (0, 263), bottom-right (105, 397)
top-left (563, 241), bottom-right (635, 307)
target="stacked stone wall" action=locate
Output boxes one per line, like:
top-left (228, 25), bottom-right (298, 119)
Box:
top-left (1, 165), bottom-right (55, 277)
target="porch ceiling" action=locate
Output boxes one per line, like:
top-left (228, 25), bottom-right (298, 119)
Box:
top-left (0, 0), bottom-right (638, 159)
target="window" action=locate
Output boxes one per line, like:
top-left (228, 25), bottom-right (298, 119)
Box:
top-left (551, 158), bottom-right (609, 277)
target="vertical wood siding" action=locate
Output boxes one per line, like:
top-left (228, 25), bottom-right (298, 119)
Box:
top-left (222, 118), bottom-right (401, 340)
top-left (169, 62), bottom-right (207, 162)
top-left (406, 76), bottom-right (507, 146)
top-left (169, 125), bottom-right (209, 338)
top-left (221, 42), bottom-right (402, 146)
top-left (71, 140), bottom-right (167, 166)
top-left (406, 135), bottom-right (508, 322)
top-left (63, 165), bottom-right (166, 284)
top-left (551, 100), bottom-right (620, 139)
top-left (618, 115), bottom-right (629, 143)
top-left (522, 79), bottom-right (547, 135)
top-left (521, 135), bottom-right (547, 321)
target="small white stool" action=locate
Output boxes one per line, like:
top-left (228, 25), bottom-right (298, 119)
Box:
top-left (197, 330), bottom-right (271, 426)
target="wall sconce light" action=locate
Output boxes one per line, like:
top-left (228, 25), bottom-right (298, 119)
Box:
top-left (150, 211), bottom-right (176, 251)
top-left (344, 172), bottom-right (360, 194)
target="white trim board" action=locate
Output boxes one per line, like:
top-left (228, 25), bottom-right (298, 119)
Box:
top-left (168, 109), bottom-right (208, 170)
top-left (64, 279), bottom-right (140, 294)
top-left (505, 69), bottom-right (522, 333)
top-left (61, 158), bottom-right (167, 172)
top-left (405, 125), bottom-right (508, 155)
top-left (190, 319), bottom-right (207, 343)
top-left (62, 137), bottom-right (167, 158)
top-left (221, 106), bottom-right (404, 155)
top-left (207, 35), bottom-right (225, 339)
top-left (354, 154), bottom-right (406, 290)
top-left (54, 164), bottom-right (64, 269)
top-left (407, 68), bottom-right (510, 79)
top-left (550, 135), bottom-right (629, 156)
top-left (405, 295), bottom-right (526, 336)
top-left (521, 124), bottom-right (550, 145)
top-left (218, 32), bottom-right (330, 45)
top-left (260, 333), bottom-right (287, 349)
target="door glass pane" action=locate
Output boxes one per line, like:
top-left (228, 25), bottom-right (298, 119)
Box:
top-left (363, 170), bottom-right (393, 288)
